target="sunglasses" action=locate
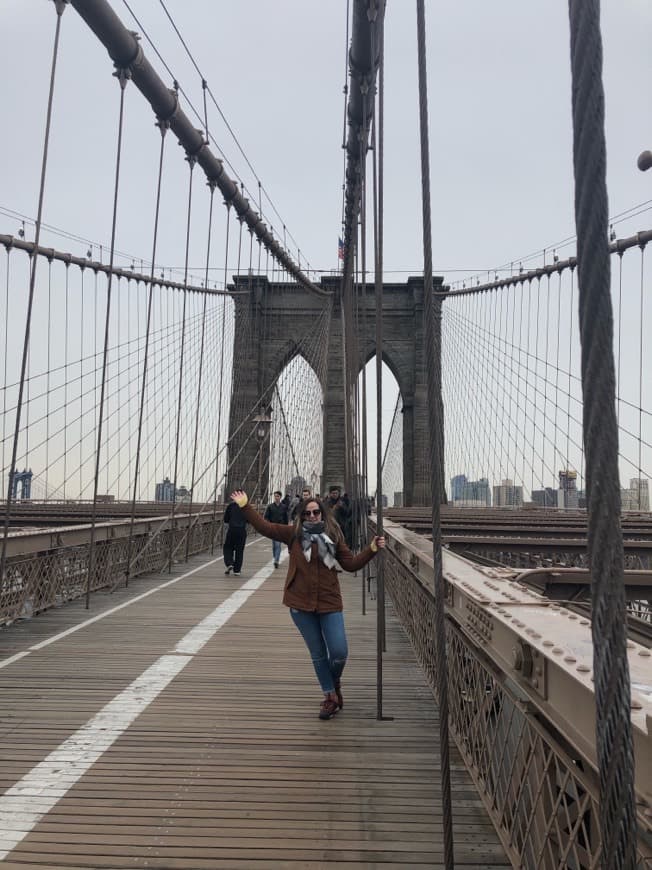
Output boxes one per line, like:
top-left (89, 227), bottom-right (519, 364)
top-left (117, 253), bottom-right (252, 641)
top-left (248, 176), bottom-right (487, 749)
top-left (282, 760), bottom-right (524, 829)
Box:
top-left (302, 508), bottom-right (322, 518)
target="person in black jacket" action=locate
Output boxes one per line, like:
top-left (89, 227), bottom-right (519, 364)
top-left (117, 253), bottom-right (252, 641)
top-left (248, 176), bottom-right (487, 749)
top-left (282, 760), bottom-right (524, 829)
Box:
top-left (264, 490), bottom-right (288, 567)
top-left (223, 498), bottom-right (247, 575)
top-left (327, 486), bottom-right (352, 547)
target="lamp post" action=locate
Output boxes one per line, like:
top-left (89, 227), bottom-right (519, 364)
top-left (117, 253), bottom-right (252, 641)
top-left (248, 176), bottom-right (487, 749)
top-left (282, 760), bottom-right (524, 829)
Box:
top-left (253, 413), bottom-right (272, 504)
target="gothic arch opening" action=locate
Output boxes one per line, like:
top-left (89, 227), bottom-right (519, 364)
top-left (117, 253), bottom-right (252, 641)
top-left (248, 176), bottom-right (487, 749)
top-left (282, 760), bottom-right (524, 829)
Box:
top-left (270, 353), bottom-right (324, 499)
top-left (357, 358), bottom-right (403, 508)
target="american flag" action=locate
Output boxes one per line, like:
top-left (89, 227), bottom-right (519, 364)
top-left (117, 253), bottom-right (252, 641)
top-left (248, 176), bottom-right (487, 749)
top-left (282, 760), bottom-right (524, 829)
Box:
top-left (338, 237), bottom-right (345, 260)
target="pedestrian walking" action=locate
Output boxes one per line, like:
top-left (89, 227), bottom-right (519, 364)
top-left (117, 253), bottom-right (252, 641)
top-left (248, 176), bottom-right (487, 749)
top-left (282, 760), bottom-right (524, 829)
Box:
top-left (223, 498), bottom-right (247, 576)
top-left (291, 486), bottom-right (313, 521)
top-left (264, 490), bottom-right (288, 567)
top-left (327, 485), bottom-right (353, 547)
top-left (229, 489), bottom-right (385, 720)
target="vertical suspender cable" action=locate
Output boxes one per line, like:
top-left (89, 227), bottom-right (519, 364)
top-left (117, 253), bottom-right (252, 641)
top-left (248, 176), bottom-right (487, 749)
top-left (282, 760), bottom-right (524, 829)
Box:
top-left (124, 122), bottom-right (168, 586)
top-left (45, 259), bottom-right (52, 496)
top-left (415, 2), bottom-right (454, 866)
top-left (567, 2), bottom-right (636, 864)
top-left (79, 265), bottom-right (85, 497)
top-left (63, 264), bottom-right (70, 496)
top-left (185, 183), bottom-right (216, 560)
top-left (637, 247), bottom-right (644, 507)
top-left (168, 156), bottom-right (196, 572)
top-left (210, 204), bottom-right (231, 552)
top-left (86, 67), bottom-right (129, 609)
top-left (0, 1), bottom-right (67, 585)
top-left (358, 57), bottom-right (369, 613)
top-left (372, 2), bottom-right (387, 719)
top-left (341, 0), bottom-right (351, 238)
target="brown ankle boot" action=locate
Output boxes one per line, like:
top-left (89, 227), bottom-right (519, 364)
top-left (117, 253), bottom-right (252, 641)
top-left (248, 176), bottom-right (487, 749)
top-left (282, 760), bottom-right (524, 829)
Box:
top-left (319, 697), bottom-right (339, 720)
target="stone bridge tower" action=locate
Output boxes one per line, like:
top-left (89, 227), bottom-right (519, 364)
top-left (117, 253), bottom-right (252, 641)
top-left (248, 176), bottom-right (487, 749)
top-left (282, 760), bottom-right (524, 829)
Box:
top-left (226, 274), bottom-right (444, 506)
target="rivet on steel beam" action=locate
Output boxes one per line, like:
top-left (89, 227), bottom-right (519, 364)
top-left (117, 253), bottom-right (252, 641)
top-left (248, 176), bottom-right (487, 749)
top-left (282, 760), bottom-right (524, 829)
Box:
top-left (543, 640), bottom-right (554, 647)
top-left (638, 649), bottom-right (651, 657)
top-left (577, 664), bottom-right (590, 673)
top-left (631, 698), bottom-right (643, 710)
top-left (552, 647), bottom-right (563, 655)
top-left (564, 656), bottom-right (577, 664)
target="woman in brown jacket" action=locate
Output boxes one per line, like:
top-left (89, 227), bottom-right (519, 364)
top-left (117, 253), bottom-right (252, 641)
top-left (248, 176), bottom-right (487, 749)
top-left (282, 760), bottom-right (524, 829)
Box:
top-left (230, 489), bottom-right (385, 720)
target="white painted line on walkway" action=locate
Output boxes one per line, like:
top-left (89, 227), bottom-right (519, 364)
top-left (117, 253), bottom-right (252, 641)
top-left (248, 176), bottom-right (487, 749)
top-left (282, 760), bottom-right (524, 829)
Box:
top-left (0, 537), bottom-right (265, 671)
top-left (0, 556), bottom-right (277, 860)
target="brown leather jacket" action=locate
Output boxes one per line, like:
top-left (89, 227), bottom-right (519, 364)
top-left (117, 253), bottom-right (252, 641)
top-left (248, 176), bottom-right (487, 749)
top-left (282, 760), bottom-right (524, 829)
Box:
top-left (242, 503), bottom-right (376, 613)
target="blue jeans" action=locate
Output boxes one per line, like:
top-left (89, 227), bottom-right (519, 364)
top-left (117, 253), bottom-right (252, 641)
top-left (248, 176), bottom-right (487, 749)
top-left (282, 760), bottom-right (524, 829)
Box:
top-left (289, 608), bottom-right (348, 693)
top-left (272, 540), bottom-right (281, 564)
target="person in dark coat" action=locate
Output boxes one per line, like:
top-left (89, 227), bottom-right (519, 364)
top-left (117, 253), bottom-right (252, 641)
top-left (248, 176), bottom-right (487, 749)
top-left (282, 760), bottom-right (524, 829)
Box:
top-left (327, 485), bottom-right (353, 547)
top-left (264, 490), bottom-right (288, 567)
top-left (230, 489), bottom-right (385, 720)
top-left (223, 498), bottom-right (247, 575)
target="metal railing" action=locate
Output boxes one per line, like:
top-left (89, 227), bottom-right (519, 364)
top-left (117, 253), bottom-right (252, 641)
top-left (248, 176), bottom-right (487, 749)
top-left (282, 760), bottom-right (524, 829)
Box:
top-left (380, 527), bottom-right (651, 868)
top-left (0, 512), bottom-right (221, 625)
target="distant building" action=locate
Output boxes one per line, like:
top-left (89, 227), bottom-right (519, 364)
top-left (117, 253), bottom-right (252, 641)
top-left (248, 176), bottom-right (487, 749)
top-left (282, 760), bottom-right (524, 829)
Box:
top-left (622, 478), bottom-right (649, 512)
top-left (176, 486), bottom-right (191, 504)
top-left (558, 469), bottom-right (578, 510)
top-left (155, 477), bottom-right (175, 502)
top-left (493, 479), bottom-right (524, 508)
top-left (9, 468), bottom-right (33, 500)
top-left (450, 474), bottom-right (467, 502)
top-left (531, 488), bottom-right (557, 508)
top-left (455, 477), bottom-right (491, 507)
top-left (393, 491), bottom-right (403, 507)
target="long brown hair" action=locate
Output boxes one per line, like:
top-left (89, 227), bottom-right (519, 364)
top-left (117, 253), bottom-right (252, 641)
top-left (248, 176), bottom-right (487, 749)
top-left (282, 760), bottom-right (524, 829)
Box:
top-left (293, 498), bottom-right (344, 543)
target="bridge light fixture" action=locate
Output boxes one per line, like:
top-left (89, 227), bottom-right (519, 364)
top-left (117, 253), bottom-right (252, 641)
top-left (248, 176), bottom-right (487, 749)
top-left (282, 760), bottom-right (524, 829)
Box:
top-left (253, 413), bottom-right (272, 443)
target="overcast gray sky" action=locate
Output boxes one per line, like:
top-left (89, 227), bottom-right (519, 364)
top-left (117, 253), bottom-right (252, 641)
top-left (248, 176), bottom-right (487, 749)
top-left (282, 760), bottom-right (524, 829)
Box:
top-left (1, 0), bottom-right (651, 495)
top-left (2, 1), bottom-right (650, 279)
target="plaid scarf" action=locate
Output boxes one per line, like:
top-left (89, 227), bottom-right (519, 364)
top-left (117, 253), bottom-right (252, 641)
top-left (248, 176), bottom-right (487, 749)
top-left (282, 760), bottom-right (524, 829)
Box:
top-left (301, 521), bottom-right (339, 569)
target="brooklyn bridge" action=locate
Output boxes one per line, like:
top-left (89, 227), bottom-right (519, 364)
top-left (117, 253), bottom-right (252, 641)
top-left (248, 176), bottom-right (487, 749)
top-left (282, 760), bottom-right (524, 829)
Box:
top-left (0, 1), bottom-right (650, 867)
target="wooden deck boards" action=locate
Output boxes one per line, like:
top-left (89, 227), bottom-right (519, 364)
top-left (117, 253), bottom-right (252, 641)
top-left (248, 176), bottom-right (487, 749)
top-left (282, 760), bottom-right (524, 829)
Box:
top-left (0, 536), bottom-right (509, 868)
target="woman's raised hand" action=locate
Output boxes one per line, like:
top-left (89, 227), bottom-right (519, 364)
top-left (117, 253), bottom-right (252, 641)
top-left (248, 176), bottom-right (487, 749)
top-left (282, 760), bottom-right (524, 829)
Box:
top-left (230, 490), bottom-right (248, 508)
top-left (370, 535), bottom-right (386, 553)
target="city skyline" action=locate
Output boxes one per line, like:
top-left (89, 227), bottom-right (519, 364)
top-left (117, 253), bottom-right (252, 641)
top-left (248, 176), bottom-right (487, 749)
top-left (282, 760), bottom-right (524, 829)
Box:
top-left (449, 471), bottom-right (650, 511)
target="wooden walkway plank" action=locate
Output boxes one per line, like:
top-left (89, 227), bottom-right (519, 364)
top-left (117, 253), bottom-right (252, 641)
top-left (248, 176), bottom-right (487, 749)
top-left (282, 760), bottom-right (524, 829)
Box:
top-left (0, 537), bottom-right (510, 867)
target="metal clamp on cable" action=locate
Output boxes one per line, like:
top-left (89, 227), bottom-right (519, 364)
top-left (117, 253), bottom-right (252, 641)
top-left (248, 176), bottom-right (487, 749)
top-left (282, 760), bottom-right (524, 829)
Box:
top-left (638, 150), bottom-right (652, 172)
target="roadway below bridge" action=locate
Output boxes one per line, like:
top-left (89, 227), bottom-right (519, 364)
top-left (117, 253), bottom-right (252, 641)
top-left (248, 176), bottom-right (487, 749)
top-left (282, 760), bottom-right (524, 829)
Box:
top-left (385, 506), bottom-right (652, 567)
top-left (385, 505), bottom-right (652, 539)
